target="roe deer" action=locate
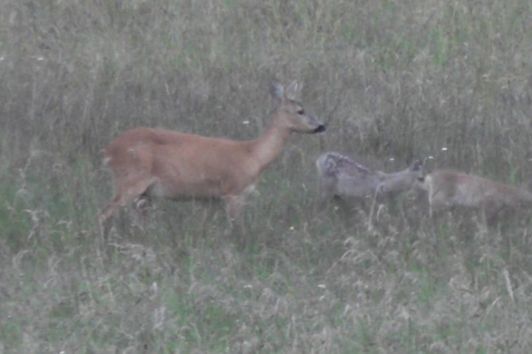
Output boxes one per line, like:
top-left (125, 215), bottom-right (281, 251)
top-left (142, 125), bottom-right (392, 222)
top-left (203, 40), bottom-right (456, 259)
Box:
top-left (315, 152), bottom-right (423, 227)
top-left (99, 82), bottom-right (325, 230)
top-left (418, 169), bottom-right (532, 223)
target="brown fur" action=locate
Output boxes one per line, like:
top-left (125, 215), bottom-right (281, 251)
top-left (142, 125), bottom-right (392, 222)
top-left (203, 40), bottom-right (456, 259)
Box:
top-left (99, 82), bottom-right (325, 228)
top-left (420, 169), bottom-right (532, 222)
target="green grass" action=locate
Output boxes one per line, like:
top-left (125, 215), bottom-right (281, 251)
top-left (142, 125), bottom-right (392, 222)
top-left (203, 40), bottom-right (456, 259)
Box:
top-left (1, 161), bottom-right (531, 352)
top-left (1, 0), bottom-right (532, 352)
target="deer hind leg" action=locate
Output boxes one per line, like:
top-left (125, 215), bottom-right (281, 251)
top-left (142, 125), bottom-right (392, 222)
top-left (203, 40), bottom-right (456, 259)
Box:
top-left (132, 194), bottom-right (153, 229)
top-left (367, 190), bottom-right (386, 232)
top-left (99, 176), bottom-right (157, 234)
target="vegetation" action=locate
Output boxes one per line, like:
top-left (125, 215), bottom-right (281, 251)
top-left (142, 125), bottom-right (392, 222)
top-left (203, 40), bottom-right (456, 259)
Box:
top-left (1, 0), bottom-right (531, 352)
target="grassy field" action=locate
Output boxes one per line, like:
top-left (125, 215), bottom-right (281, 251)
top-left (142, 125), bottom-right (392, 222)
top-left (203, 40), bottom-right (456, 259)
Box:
top-left (1, 0), bottom-right (532, 352)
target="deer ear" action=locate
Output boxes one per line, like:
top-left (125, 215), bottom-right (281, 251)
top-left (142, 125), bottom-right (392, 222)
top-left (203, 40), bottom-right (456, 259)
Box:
top-left (285, 80), bottom-right (301, 100)
top-left (271, 82), bottom-right (285, 101)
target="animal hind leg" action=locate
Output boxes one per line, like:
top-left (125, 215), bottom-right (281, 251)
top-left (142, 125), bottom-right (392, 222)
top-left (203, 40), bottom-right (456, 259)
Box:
top-left (367, 192), bottom-right (382, 232)
top-left (99, 177), bottom-right (157, 235)
top-left (132, 194), bottom-right (153, 229)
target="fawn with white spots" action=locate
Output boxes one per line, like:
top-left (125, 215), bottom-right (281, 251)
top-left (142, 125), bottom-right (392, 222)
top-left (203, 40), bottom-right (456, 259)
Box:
top-left (316, 152), bottom-right (423, 228)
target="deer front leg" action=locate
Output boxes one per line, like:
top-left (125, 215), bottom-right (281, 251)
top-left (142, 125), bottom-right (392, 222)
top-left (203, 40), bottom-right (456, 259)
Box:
top-left (223, 194), bottom-right (246, 223)
top-left (222, 194), bottom-right (248, 244)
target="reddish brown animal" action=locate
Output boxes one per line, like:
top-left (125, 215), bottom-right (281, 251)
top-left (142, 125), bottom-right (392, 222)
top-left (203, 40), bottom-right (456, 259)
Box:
top-left (99, 82), bottom-right (325, 229)
top-left (419, 169), bottom-right (532, 222)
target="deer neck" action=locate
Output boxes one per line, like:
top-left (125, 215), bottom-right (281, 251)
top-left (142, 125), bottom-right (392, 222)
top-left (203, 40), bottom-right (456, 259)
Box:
top-left (250, 117), bottom-right (291, 172)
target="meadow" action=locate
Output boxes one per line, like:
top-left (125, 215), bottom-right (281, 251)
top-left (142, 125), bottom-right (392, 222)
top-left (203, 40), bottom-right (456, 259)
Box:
top-left (1, 0), bottom-right (531, 352)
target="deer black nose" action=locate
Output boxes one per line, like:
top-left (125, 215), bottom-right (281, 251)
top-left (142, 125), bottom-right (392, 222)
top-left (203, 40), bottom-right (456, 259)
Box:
top-left (313, 124), bottom-right (326, 133)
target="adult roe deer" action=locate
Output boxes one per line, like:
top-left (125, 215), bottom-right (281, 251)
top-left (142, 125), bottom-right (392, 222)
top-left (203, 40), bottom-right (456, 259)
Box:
top-left (99, 82), bottom-right (325, 230)
top-left (315, 152), bottom-right (423, 227)
top-left (418, 169), bottom-right (532, 223)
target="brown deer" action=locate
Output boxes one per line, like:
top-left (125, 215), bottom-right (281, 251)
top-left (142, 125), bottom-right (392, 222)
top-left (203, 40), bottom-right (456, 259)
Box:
top-left (418, 169), bottom-right (532, 223)
top-left (99, 82), bottom-right (325, 230)
top-left (316, 152), bottom-right (423, 227)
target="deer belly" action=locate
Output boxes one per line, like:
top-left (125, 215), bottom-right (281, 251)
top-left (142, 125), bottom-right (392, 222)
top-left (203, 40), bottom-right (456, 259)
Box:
top-left (337, 177), bottom-right (376, 198)
top-left (148, 176), bottom-right (225, 199)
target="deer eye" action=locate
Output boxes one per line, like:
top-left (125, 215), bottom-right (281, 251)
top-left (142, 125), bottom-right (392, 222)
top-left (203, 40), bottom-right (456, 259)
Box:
top-left (297, 109), bottom-right (305, 115)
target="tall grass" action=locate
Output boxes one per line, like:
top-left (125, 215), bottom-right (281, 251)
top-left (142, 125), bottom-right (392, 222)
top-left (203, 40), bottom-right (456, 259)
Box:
top-left (1, 0), bottom-right (532, 352)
